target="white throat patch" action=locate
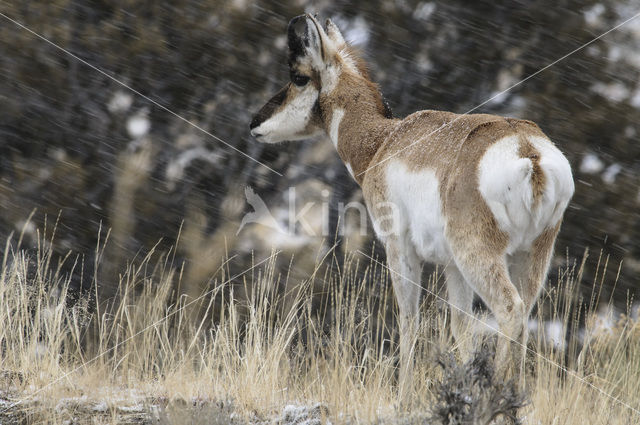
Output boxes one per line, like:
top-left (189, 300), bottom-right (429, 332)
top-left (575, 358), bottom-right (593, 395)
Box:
top-left (329, 108), bottom-right (345, 149)
top-left (320, 63), bottom-right (341, 95)
top-left (345, 162), bottom-right (355, 179)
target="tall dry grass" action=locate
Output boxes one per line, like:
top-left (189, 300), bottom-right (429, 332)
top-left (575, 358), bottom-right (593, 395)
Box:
top-left (0, 225), bottom-right (639, 424)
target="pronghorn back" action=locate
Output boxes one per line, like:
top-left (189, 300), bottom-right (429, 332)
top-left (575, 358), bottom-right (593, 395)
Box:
top-left (364, 111), bottom-right (573, 257)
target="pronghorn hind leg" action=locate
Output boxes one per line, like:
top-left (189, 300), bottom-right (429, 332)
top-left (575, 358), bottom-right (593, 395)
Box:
top-left (508, 223), bottom-right (561, 375)
top-left (385, 237), bottom-right (422, 402)
top-left (445, 265), bottom-right (475, 360)
top-left (451, 251), bottom-right (526, 381)
top-left (510, 223), bottom-right (561, 316)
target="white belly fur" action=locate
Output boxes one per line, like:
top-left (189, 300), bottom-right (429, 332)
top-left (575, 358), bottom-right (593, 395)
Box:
top-left (478, 135), bottom-right (574, 254)
top-left (383, 162), bottom-right (452, 264)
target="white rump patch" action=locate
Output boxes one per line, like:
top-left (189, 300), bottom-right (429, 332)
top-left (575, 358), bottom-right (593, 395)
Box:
top-left (478, 136), bottom-right (534, 239)
top-left (478, 136), bottom-right (574, 253)
top-left (528, 136), bottom-right (574, 226)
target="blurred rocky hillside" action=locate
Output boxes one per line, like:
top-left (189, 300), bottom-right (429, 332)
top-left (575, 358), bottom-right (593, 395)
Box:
top-left (0, 0), bottom-right (639, 309)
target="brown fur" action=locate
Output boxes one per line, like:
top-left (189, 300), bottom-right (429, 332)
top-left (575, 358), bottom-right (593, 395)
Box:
top-left (314, 45), bottom-right (565, 382)
top-left (320, 69), bottom-right (399, 185)
top-left (252, 15), bottom-right (572, 388)
top-left (507, 118), bottom-right (547, 207)
top-left (518, 138), bottom-right (545, 206)
top-left (339, 46), bottom-right (390, 116)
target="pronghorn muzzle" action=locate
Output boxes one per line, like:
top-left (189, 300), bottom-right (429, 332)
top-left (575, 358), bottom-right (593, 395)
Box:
top-left (249, 85), bottom-right (288, 134)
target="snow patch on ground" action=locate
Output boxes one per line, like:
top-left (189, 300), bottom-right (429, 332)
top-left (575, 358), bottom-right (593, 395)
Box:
top-left (413, 2), bottom-right (436, 21)
top-left (116, 403), bottom-right (145, 413)
top-left (165, 147), bottom-right (223, 189)
top-left (544, 320), bottom-right (565, 350)
top-left (590, 81), bottom-right (630, 103)
top-left (278, 403), bottom-right (331, 425)
top-left (127, 109), bottom-right (151, 139)
top-left (630, 87), bottom-right (640, 108)
top-left (580, 306), bottom-right (620, 345)
top-left (108, 91), bottom-right (133, 113)
top-left (53, 392), bottom-right (146, 415)
top-left (602, 163), bottom-right (622, 185)
top-left (583, 3), bottom-right (606, 27)
top-left (580, 153), bottom-right (605, 174)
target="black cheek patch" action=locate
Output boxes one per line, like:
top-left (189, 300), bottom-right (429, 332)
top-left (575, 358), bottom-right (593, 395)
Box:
top-left (312, 98), bottom-right (321, 117)
top-left (250, 86), bottom-right (289, 130)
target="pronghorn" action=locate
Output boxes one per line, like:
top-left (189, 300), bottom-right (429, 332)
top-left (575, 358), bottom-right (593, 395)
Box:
top-left (250, 14), bottom-right (574, 385)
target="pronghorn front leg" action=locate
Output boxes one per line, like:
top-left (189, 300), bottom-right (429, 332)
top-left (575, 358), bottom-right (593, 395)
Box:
top-left (445, 265), bottom-right (475, 359)
top-left (385, 236), bottom-right (422, 399)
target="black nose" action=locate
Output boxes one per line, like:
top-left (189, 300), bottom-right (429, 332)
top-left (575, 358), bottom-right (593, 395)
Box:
top-left (249, 114), bottom-right (261, 130)
top-left (288, 15), bottom-right (308, 60)
top-left (288, 15), bottom-right (308, 37)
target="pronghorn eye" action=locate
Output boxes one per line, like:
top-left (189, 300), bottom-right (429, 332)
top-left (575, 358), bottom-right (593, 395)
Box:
top-left (292, 74), bottom-right (310, 87)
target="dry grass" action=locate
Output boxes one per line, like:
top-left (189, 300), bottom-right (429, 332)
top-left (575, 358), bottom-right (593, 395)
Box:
top-left (0, 225), bottom-right (639, 424)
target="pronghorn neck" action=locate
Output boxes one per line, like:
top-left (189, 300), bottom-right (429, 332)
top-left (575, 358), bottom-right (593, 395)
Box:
top-left (321, 72), bottom-right (398, 184)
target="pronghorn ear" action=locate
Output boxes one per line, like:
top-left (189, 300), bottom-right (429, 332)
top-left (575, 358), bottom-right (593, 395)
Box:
top-left (325, 19), bottom-right (346, 47)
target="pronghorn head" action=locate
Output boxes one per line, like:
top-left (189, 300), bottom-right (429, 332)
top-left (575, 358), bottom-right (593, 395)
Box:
top-left (250, 14), bottom-right (391, 144)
